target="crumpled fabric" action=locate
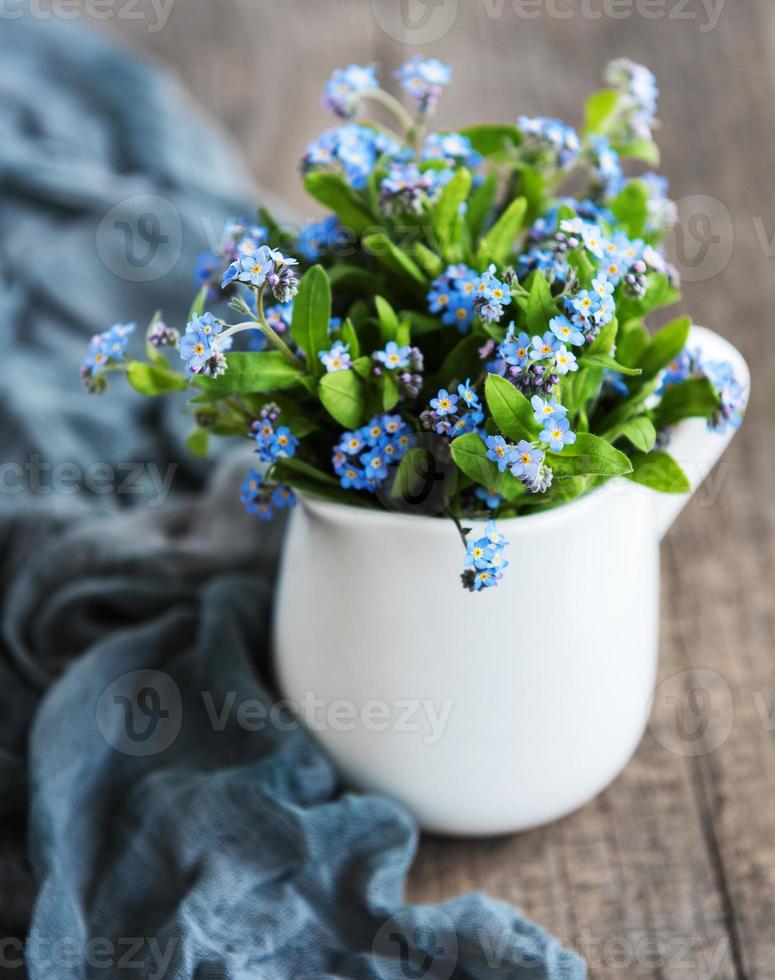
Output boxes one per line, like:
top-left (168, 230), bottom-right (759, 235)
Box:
top-left (0, 13), bottom-right (586, 979)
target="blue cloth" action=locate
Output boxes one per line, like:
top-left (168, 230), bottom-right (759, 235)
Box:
top-left (0, 15), bottom-right (586, 980)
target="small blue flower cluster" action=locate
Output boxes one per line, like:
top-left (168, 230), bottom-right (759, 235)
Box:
top-left (472, 264), bottom-right (512, 324)
top-left (80, 322), bottom-right (135, 391)
top-left (586, 135), bottom-right (623, 199)
top-left (379, 162), bottom-right (453, 215)
top-left (179, 312), bottom-right (233, 378)
top-left (492, 322), bottom-right (579, 398)
top-left (641, 172), bottom-right (677, 234)
top-left (422, 380), bottom-right (484, 438)
top-left (659, 348), bottom-right (747, 434)
top-left (322, 64), bottom-right (378, 119)
top-left (485, 423), bottom-right (561, 492)
top-left (462, 521), bottom-right (509, 592)
top-left (517, 116), bottom-right (581, 169)
top-left (222, 245), bottom-right (300, 304)
top-left (297, 215), bottom-right (340, 262)
top-left (195, 219), bottom-right (268, 301)
top-left (252, 404), bottom-right (299, 463)
top-left (421, 132), bottom-right (482, 169)
top-left (303, 125), bottom-right (402, 189)
top-left (319, 341), bottom-right (352, 373)
top-left (427, 264), bottom-right (480, 331)
top-left (240, 468), bottom-right (296, 521)
top-left (371, 343), bottom-right (424, 399)
top-left (394, 55), bottom-right (452, 114)
top-left (332, 414), bottom-right (415, 492)
top-left (605, 58), bottom-right (659, 142)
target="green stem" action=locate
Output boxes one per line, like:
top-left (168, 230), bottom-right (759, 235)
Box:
top-left (219, 286), bottom-right (305, 371)
top-left (362, 88), bottom-right (415, 139)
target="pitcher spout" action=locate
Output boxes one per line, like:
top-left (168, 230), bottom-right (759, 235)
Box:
top-left (654, 325), bottom-right (750, 540)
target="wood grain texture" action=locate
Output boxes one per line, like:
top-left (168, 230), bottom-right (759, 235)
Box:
top-left (90, 3), bottom-right (774, 976)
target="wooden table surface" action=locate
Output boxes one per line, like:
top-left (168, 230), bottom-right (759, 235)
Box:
top-left (93, 2), bottom-right (774, 975)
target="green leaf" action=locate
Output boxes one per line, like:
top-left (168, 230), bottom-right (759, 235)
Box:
top-left (450, 432), bottom-right (503, 490)
top-left (271, 456), bottom-right (340, 487)
top-left (361, 232), bottom-right (427, 287)
top-left (477, 196), bottom-right (527, 268)
top-left (614, 138), bottom-right (660, 167)
top-left (485, 374), bottom-right (537, 442)
top-left (610, 180), bottom-right (650, 239)
top-left (583, 89), bottom-right (619, 135)
top-left (188, 285), bottom-right (208, 322)
top-left (186, 428), bottom-right (209, 457)
top-left (580, 353), bottom-right (642, 376)
top-left (610, 416), bottom-right (657, 453)
top-left (126, 361), bottom-right (188, 397)
top-left (381, 371), bottom-right (399, 411)
top-left (466, 173), bottom-right (497, 241)
top-left (587, 317), bottom-right (618, 356)
top-left (626, 451), bottom-right (691, 493)
top-left (616, 319), bottom-right (651, 367)
top-left (433, 167), bottom-right (471, 253)
top-left (340, 318), bottom-right (360, 359)
top-left (194, 352), bottom-right (304, 398)
top-left (303, 172), bottom-right (375, 234)
top-left (318, 368), bottom-right (365, 428)
top-left (374, 295), bottom-right (399, 342)
top-left (328, 264), bottom-right (383, 294)
top-left (409, 242), bottom-right (443, 277)
top-left (458, 124), bottom-right (522, 157)
top-left (271, 459), bottom-right (369, 508)
top-left (547, 433), bottom-right (633, 479)
top-left (526, 270), bottom-right (556, 333)
top-left (638, 316), bottom-right (691, 379)
top-left (290, 265), bottom-right (331, 376)
top-left (433, 334), bottom-right (482, 388)
top-left (653, 376), bottom-right (720, 430)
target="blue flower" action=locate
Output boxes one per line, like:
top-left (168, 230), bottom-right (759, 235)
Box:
top-left (254, 420), bottom-right (298, 463)
top-left (222, 249), bottom-right (274, 289)
top-left (587, 135), bottom-right (623, 199)
top-left (427, 265), bottom-right (479, 332)
top-left (394, 56), bottom-right (451, 113)
top-left (376, 341), bottom-right (412, 370)
top-left (332, 415), bottom-right (414, 491)
top-left (271, 485), bottom-right (297, 509)
top-left (461, 521), bottom-right (509, 591)
top-left (531, 332), bottom-right (559, 360)
top-left (323, 64), bottom-right (378, 119)
top-left (240, 469), bottom-right (273, 520)
top-left (475, 487), bottom-right (503, 510)
top-left (485, 435), bottom-right (515, 473)
top-left (472, 264), bottom-right (511, 324)
top-left (510, 440), bottom-right (544, 481)
top-left (179, 313), bottom-right (231, 376)
top-left (422, 132), bottom-right (482, 169)
top-left (319, 341), bottom-right (352, 372)
top-left (517, 116), bottom-right (580, 168)
top-left (531, 395), bottom-right (568, 425)
top-left (430, 388), bottom-right (458, 416)
top-left (271, 426), bottom-right (298, 459)
top-left (540, 416), bottom-right (577, 452)
top-left (297, 215), bottom-right (339, 261)
top-left (549, 315), bottom-right (585, 347)
top-left (605, 58), bottom-right (658, 141)
top-left (302, 125), bottom-right (402, 189)
top-left (457, 379), bottom-right (480, 409)
top-left (499, 328), bottom-right (532, 368)
top-left (554, 345), bottom-right (578, 376)
top-left (464, 538), bottom-right (497, 571)
top-left (81, 322), bottom-right (135, 381)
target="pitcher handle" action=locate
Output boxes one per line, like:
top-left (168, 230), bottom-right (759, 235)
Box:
top-left (654, 325), bottom-right (750, 540)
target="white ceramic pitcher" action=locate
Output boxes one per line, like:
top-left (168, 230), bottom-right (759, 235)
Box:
top-left (273, 327), bottom-right (749, 835)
